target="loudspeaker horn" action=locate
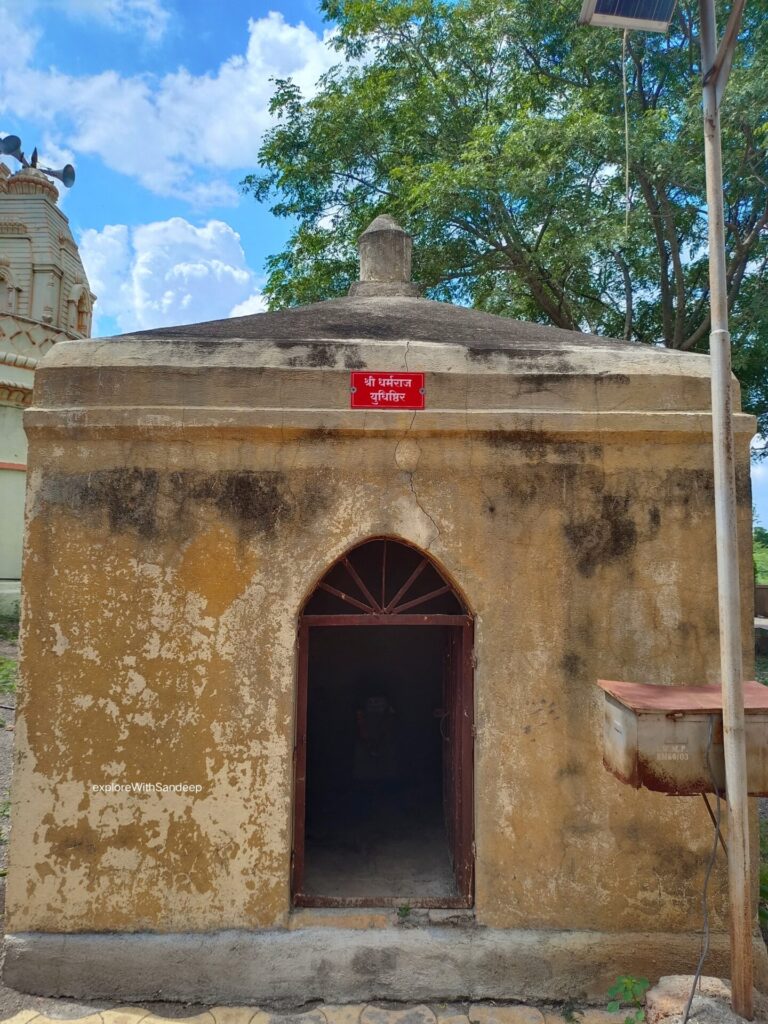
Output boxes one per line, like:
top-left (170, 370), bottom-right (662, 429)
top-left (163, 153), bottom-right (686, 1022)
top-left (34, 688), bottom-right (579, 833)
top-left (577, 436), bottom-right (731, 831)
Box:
top-left (41, 164), bottom-right (76, 188)
top-left (0, 135), bottom-right (26, 163)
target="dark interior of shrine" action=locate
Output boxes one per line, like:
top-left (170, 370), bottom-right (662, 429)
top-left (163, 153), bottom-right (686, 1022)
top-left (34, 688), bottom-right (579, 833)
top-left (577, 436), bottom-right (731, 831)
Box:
top-left (302, 625), bottom-right (457, 901)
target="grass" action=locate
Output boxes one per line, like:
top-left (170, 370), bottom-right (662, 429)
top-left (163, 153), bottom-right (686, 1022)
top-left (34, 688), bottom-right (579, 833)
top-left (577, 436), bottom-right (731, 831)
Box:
top-left (0, 610), bottom-right (19, 702)
top-left (0, 658), bottom-right (16, 697)
top-left (0, 614), bottom-right (18, 644)
top-left (756, 655), bottom-right (768, 687)
top-left (756, 542), bottom-right (768, 585)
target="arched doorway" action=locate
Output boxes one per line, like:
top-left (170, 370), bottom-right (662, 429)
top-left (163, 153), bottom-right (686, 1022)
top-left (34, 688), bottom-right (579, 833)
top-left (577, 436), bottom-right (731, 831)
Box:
top-left (293, 537), bottom-right (474, 908)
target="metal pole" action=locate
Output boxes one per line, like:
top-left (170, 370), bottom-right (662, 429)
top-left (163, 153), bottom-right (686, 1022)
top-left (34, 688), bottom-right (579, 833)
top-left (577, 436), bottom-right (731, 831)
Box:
top-left (698, 1), bottom-right (754, 1016)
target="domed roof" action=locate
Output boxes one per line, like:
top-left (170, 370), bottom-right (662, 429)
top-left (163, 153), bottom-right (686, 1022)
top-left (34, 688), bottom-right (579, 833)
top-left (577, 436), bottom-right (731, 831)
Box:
top-left (35, 214), bottom-right (735, 427)
top-left (118, 212), bottom-right (631, 355)
top-left (125, 293), bottom-right (634, 355)
top-left (111, 214), bottom-right (668, 361)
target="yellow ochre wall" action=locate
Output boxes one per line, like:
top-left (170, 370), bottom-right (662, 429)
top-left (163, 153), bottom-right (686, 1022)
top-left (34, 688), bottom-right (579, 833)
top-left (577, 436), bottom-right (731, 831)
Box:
top-left (7, 403), bottom-right (758, 937)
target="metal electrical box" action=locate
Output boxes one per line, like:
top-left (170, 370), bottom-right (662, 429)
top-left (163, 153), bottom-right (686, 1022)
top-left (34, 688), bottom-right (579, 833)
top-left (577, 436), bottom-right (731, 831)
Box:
top-left (597, 679), bottom-right (768, 796)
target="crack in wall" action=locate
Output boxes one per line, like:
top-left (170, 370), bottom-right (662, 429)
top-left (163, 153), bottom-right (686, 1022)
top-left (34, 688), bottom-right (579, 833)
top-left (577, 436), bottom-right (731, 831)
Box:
top-left (396, 339), bottom-right (441, 548)
top-left (406, 464), bottom-right (441, 550)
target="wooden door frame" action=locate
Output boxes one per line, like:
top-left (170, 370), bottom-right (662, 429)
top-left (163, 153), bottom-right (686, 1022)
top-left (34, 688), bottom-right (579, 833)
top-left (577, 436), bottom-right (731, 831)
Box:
top-left (291, 614), bottom-right (474, 909)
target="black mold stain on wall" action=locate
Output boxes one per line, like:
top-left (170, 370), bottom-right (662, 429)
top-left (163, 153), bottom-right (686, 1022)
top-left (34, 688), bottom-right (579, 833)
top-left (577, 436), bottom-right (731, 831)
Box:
top-left (187, 472), bottom-right (293, 538)
top-left (564, 494), bottom-right (638, 578)
top-left (285, 343), bottom-right (336, 368)
top-left (481, 432), bottom-right (603, 462)
top-left (280, 342), bottom-right (365, 369)
top-left (342, 346), bottom-right (366, 370)
top-left (664, 465), bottom-right (752, 510)
top-left (466, 346), bottom-right (575, 368)
top-left (498, 463), bottom-right (603, 509)
top-left (41, 468), bottom-right (161, 539)
top-left (487, 456), bottom-right (744, 574)
top-left (560, 652), bottom-right (585, 676)
top-left (40, 468), bottom-right (331, 542)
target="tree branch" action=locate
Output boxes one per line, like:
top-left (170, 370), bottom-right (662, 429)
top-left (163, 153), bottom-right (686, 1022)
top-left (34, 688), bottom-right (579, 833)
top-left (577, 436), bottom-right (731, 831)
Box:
top-left (611, 249), bottom-right (634, 340)
top-left (635, 168), bottom-right (674, 344)
top-left (657, 185), bottom-right (688, 347)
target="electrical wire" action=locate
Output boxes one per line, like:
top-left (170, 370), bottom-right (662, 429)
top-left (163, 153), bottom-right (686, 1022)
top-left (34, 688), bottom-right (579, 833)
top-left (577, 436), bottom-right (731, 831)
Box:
top-left (682, 716), bottom-right (724, 1024)
top-left (622, 29), bottom-right (631, 237)
top-left (702, 792), bottom-right (728, 857)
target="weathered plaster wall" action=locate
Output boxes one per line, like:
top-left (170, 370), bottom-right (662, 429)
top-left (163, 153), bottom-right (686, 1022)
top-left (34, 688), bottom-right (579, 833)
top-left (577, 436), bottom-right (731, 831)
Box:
top-left (7, 411), bottom-right (758, 937)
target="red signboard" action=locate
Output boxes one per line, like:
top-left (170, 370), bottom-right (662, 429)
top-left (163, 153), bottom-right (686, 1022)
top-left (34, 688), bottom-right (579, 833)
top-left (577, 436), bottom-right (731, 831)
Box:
top-left (350, 371), bottom-right (425, 410)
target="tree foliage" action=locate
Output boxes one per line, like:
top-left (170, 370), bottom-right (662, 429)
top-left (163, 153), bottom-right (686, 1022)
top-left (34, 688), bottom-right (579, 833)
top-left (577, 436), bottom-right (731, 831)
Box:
top-left (242, 0), bottom-right (768, 438)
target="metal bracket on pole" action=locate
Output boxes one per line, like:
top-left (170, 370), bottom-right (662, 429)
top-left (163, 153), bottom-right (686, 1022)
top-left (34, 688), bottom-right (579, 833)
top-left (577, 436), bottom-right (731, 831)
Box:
top-left (701, 0), bottom-right (746, 107)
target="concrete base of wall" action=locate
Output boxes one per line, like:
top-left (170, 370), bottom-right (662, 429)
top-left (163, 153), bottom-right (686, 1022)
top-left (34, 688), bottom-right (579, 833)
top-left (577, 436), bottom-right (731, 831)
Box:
top-left (5, 927), bottom-right (768, 1005)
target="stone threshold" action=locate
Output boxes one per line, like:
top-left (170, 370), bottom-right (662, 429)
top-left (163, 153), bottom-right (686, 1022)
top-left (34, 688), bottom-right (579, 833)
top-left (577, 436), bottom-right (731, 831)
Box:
top-left (287, 909), bottom-right (477, 930)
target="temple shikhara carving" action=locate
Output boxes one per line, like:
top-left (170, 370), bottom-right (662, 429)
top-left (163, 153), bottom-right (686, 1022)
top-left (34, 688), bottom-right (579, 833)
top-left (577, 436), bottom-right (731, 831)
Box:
top-left (0, 162), bottom-right (95, 614)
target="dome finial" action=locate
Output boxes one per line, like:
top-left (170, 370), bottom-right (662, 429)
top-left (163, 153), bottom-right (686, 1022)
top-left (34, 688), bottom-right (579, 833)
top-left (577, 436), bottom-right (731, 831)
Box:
top-left (348, 214), bottom-right (421, 297)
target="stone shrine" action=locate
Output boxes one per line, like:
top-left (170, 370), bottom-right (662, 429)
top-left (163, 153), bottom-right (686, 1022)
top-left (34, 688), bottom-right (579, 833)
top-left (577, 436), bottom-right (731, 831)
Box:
top-left (5, 217), bottom-right (766, 1002)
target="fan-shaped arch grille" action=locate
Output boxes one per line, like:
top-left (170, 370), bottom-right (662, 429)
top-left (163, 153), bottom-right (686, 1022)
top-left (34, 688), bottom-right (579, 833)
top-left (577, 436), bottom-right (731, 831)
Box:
top-left (303, 538), bottom-right (467, 617)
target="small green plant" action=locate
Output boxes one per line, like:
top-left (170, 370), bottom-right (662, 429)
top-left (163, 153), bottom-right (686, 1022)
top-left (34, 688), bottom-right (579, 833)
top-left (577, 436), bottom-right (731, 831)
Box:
top-left (397, 903), bottom-right (411, 919)
top-left (607, 976), bottom-right (649, 1024)
top-left (0, 657), bottom-right (17, 695)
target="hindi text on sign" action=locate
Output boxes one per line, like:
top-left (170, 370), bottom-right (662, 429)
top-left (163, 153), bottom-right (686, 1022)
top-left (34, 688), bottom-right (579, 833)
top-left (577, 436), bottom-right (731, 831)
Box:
top-left (350, 371), bottom-right (425, 410)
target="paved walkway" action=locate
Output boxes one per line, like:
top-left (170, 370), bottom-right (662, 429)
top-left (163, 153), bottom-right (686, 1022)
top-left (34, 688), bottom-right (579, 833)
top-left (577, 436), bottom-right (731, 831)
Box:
top-left (1, 1005), bottom-right (627, 1024)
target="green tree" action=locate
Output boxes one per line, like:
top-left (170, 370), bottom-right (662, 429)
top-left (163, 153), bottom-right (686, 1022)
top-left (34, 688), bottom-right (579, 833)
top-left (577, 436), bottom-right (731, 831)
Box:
top-left (242, 0), bottom-right (768, 438)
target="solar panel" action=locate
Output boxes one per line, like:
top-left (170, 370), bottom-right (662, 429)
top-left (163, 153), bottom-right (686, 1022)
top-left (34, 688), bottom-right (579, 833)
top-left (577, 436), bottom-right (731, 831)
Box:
top-left (579, 0), bottom-right (677, 31)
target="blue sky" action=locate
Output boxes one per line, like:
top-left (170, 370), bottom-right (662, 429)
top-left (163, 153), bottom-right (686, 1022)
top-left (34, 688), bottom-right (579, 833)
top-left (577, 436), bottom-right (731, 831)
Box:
top-left (753, 457), bottom-right (768, 531)
top-left (0, 0), bottom-right (336, 333)
top-left (1, 0), bottom-right (766, 525)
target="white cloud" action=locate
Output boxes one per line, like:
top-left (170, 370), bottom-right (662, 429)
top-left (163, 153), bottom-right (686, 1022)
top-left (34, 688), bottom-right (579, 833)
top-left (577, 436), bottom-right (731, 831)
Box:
top-left (230, 291), bottom-right (268, 317)
top-left (36, 135), bottom-right (75, 170)
top-left (47, 0), bottom-right (171, 42)
top-left (0, 6), bottom-right (38, 73)
top-left (80, 217), bottom-right (265, 334)
top-left (26, 0), bottom-right (171, 42)
top-left (0, 10), bottom-right (337, 200)
top-left (185, 180), bottom-right (240, 209)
